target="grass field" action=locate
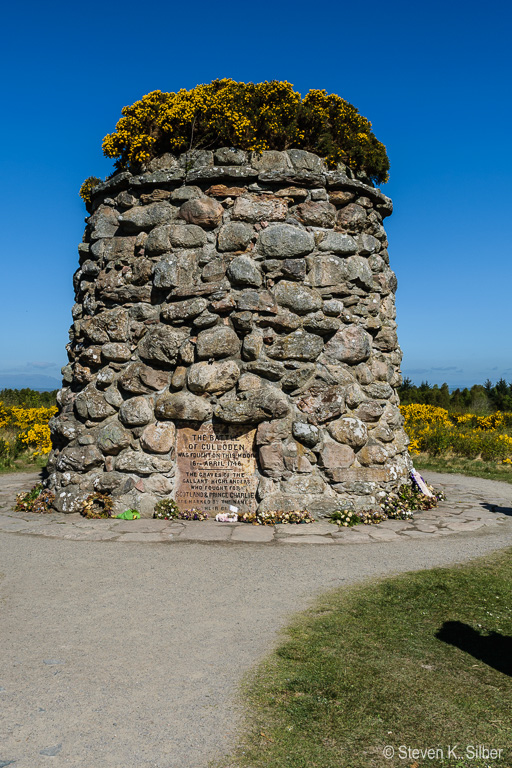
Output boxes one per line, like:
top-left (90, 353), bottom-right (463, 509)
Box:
top-left (219, 550), bottom-right (512, 768)
top-left (0, 454), bottom-right (48, 475)
top-left (414, 455), bottom-right (512, 485)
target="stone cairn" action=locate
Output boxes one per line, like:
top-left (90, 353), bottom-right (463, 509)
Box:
top-left (47, 148), bottom-right (412, 517)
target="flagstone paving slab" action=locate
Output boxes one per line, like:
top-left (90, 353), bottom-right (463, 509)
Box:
top-left (280, 535), bottom-right (335, 544)
top-left (377, 519), bottom-right (411, 530)
top-left (231, 526), bottom-right (275, 542)
top-left (110, 519), bottom-right (171, 533)
top-left (367, 529), bottom-right (401, 540)
top-left (179, 525), bottom-right (234, 541)
top-left (62, 530), bottom-right (120, 541)
top-left (445, 520), bottom-right (485, 531)
top-left (414, 523), bottom-right (438, 533)
top-left (332, 530), bottom-right (372, 542)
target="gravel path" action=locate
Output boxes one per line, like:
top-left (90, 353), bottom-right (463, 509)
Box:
top-left (0, 471), bottom-right (511, 767)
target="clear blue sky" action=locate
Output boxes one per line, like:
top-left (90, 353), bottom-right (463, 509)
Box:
top-left (1, 0), bottom-right (510, 390)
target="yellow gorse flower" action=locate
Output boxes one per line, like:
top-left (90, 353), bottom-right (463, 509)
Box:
top-left (0, 402), bottom-right (57, 457)
top-left (85, 79), bottom-right (390, 196)
top-left (400, 404), bottom-right (512, 462)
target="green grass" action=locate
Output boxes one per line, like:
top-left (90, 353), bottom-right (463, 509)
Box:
top-left (414, 454), bottom-right (512, 485)
top-left (0, 454), bottom-right (47, 475)
top-left (218, 551), bottom-right (512, 768)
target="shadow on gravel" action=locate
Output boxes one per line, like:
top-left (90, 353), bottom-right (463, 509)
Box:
top-left (481, 503), bottom-right (512, 517)
top-left (436, 620), bottom-right (512, 676)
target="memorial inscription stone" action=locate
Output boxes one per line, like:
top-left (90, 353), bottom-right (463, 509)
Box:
top-left (175, 423), bottom-right (258, 514)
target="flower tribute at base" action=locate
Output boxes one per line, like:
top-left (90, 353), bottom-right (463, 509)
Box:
top-left (328, 477), bottom-right (446, 527)
top-left (14, 484), bottom-right (55, 514)
top-left (80, 492), bottom-right (114, 519)
top-left (154, 498), bottom-right (209, 521)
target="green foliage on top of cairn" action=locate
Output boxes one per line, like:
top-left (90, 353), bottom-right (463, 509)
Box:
top-left (98, 79), bottom-right (389, 184)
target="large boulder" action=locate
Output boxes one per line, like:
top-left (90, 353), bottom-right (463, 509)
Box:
top-left (327, 417), bottom-right (368, 449)
top-left (155, 392), bottom-right (213, 422)
top-left (324, 325), bottom-right (372, 364)
top-left (119, 396), bottom-right (153, 427)
top-left (187, 360), bottom-right (240, 394)
top-left (138, 326), bottom-right (188, 365)
top-left (267, 330), bottom-right (323, 361)
top-left (118, 202), bottom-right (177, 231)
top-left (232, 194), bottom-right (287, 222)
top-left (215, 387), bottom-right (289, 424)
top-left (196, 326), bottom-right (240, 359)
top-left (273, 281), bottom-right (322, 314)
top-left (140, 422), bottom-right (176, 453)
top-left (258, 224), bottom-right (314, 259)
top-left (227, 255), bottom-right (262, 287)
top-left (178, 198), bottom-right (223, 228)
top-left (217, 222), bottom-right (254, 252)
top-left (97, 422), bottom-right (131, 455)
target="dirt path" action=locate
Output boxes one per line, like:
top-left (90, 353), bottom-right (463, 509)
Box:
top-left (0, 471), bottom-right (511, 768)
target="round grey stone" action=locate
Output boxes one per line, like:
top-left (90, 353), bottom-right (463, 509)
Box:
top-left (328, 417), bottom-right (368, 449)
top-left (155, 392), bottom-right (213, 422)
top-left (196, 326), bottom-right (240, 360)
top-left (324, 325), bottom-right (372, 364)
top-left (258, 224), bottom-right (314, 259)
top-left (273, 281), bottom-right (322, 314)
top-left (119, 396), bottom-right (153, 427)
top-left (217, 222), bottom-right (254, 252)
top-left (97, 422), bottom-right (131, 455)
top-left (187, 360), bottom-right (240, 394)
top-left (292, 421), bottom-right (321, 448)
top-left (138, 326), bottom-right (188, 365)
top-left (227, 255), bottom-right (262, 287)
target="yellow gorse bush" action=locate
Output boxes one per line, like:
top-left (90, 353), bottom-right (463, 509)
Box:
top-left (451, 411), bottom-right (508, 430)
top-left (20, 424), bottom-right (53, 455)
top-left (90, 79), bottom-right (389, 194)
top-left (0, 402), bottom-right (9, 430)
top-left (401, 404), bottom-right (452, 429)
top-left (9, 406), bottom-right (57, 430)
top-left (0, 402), bottom-right (57, 457)
top-left (101, 81), bottom-right (306, 166)
top-left (401, 404), bottom-right (512, 462)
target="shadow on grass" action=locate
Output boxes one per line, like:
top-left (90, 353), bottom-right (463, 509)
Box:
top-left (436, 620), bottom-right (512, 676)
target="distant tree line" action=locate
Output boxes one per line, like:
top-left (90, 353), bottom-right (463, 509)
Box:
top-left (0, 388), bottom-right (58, 407)
top-left (2, 381), bottom-right (512, 414)
top-left (398, 379), bottom-right (512, 412)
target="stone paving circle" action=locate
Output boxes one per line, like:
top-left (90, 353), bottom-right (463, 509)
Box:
top-left (1, 470), bottom-right (510, 545)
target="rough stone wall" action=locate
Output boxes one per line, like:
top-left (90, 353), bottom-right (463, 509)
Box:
top-left (47, 148), bottom-right (412, 517)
